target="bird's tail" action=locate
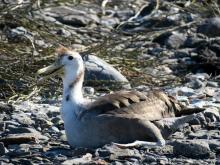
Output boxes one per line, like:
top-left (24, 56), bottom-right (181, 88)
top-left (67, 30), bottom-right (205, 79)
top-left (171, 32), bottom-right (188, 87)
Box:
top-left (167, 95), bottom-right (205, 117)
top-left (175, 107), bottom-right (205, 117)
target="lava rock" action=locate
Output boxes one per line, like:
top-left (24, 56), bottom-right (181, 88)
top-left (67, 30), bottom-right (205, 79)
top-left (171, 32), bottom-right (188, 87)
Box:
top-left (96, 145), bottom-right (142, 161)
top-left (153, 32), bottom-right (187, 49)
top-left (197, 17), bottom-right (220, 37)
top-left (172, 140), bottom-right (215, 159)
top-left (43, 6), bottom-right (99, 27)
top-left (0, 142), bottom-right (8, 155)
top-left (83, 55), bottom-right (131, 89)
top-left (62, 153), bottom-right (93, 165)
top-left (11, 113), bottom-right (34, 126)
top-left (0, 103), bottom-right (14, 114)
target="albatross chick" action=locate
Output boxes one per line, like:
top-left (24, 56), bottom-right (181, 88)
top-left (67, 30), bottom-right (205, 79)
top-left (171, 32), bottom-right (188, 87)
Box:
top-left (37, 46), bottom-right (204, 148)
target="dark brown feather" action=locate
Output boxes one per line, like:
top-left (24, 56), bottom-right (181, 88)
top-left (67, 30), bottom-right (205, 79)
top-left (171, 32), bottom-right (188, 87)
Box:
top-left (81, 90), bottom-right (182, 121)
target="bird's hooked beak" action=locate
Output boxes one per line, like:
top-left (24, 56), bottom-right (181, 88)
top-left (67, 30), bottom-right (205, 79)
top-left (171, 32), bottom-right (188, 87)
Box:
top-left (37, 60), bottom-right (63, 79)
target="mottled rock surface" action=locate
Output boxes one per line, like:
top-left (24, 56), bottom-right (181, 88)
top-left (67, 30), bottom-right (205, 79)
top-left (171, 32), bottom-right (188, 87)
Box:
top-left (0, 0), bottom-right (220, 164)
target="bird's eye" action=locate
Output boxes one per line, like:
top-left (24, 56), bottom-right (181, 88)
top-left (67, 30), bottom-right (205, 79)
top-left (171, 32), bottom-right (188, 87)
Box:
top-left (68, 56), bottom-right (73, 60)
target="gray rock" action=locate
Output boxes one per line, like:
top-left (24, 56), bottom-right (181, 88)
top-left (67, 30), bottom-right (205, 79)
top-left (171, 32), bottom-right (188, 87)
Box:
top-left (50, 126), bottom-right (60, 133)
top-left (188, 130), bottom-right (209, 139)
top-left (204, 107), bottom-right (220, 122)
top-left (0, 142), bottom-right (8, 155)
top-left (175, 87), bottom-right (195, 96)
top-left (83, 87), bottom-right (95, 95)
top-left (96, 145), bottom-right (142, 160)
top-left (43, 6), bottom-right (99, 27)
top-left (62, 153), bottom-right (93, 165)
top-left (11, 113), bottom-right (34, 126)
top-left (0, 122), bottom-right (6, 132)
top-left (1, 132), bottom-right (48, 145)
top-left (186, 73), bottom-right (210, 82)
top-left (8, 127), bottom-right (40, 134)
top-left (7, 144), bottom-right (31, 157)
top-left (142, 154), bottom-right (157, 163)
top-left (56, 29), bottom-right (71, 37)
top-left (5, 26), bottom-right (33, 42)
top-left (174, 49), bottom-right (191, 58)
top-left (207, 81), bottom-right (219, 88)
top-left (197, 17), bottom-right (220, 37)
top-left (101, 16), bottom-right (120, 28)
top-left (0, 103), bottom-right (14, 114)
top-left (153, 32), bottom-right (187, 49)
top-left (165, 32), bottom-right (187, 49)
top-left (83, 55), bottom-right (131, 89)
top-left (172, 140), bottom-right (215, 159)
top-left (208, 139), bottom-right (220, 152)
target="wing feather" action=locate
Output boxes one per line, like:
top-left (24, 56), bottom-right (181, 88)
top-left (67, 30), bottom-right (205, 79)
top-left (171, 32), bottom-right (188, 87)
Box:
top-left (81, 90), bottom-right (181, 121)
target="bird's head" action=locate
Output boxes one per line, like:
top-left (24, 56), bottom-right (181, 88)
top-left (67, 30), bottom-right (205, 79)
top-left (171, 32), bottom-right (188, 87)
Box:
top-left (37, 46), bottom-right (84, 80)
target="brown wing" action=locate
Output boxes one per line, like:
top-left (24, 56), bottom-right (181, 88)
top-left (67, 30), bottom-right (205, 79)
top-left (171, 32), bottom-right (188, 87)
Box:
top-left (81, 90), bottom-right (183, 121)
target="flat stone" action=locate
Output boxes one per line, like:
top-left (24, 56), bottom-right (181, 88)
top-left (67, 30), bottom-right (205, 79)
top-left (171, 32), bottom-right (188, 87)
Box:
top-left (0, 132), bottom-right (49, 145)
top-left (204, 107), bottom-right (220, 122)
top-left (62, 153), bottom-right (93, 165)
top-left (207, 81), bottom-right (219, 88)
top-left (8, 127), bottom-right (39, 134)
top-left (0, 122), bottom-right (6, 132)
top-left (7, 144), bottom-right (31, 157)
top-left (197, 17), bottom-right (220, 37)
top-left (0, 103), bottom-right (14, 114)
top-left (43, 6), bottom-right (99, 27)
top-left (96, 145), bottom-right (142, 160)
top-left (11, 113), bottom-right (34, 126)
top-left (153, 32), bottom-right (186, 49)
top-left (0, 142), bottom-right (8, 155)
top-left (176, 87), bottom-right (195, 96)
top-left (172, 140), bottom-right (215, 159)
top-left (0, 134), bottom-right (37, 145)
top-left (83, 55), bottom-right (130, 89)
top-left (204, 87), bottom-right (216, 97)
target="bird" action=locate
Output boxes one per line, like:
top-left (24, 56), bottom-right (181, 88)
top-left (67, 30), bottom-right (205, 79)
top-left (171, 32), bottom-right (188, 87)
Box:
top-left (37, 46), bottom-right (205, 148)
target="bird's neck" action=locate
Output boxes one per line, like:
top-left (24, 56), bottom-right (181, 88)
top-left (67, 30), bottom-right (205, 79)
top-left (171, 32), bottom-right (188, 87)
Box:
top-left (63, 67), bottom-right (85, 106)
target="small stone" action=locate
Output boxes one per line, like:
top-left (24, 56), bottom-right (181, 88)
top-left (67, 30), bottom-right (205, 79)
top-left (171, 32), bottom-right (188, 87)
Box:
top-left (0, 142), bottom-right (8, 155)
top-left (162, 59), bottom-right (178, 65)
top-left (143, 154), bottom-right (157, 163)
top-left (83, 87), bottom-right (95, 95)
top-left (51, 126), bottom-right (60, 133)
top-left (176, 87), bottom-right (195, 96)
top-left (57, 29), bottom-right (71, 37)
top-left (172, 140), bottom-right (214, 159)
top-left (165, 32), bottom-right (187, 49)
top-left (153, 32), bottom-right (186, 49)
top-left (188, 130), bottom-right (209, 139)
top-left (204, 87), bottom-right (215, 97)
top-left (204, 107), bottom-right (220, 122)
top-left (207, 81), bottom-right (219, 87)
top-left (197, 17), bottom-right (220, 37)
top-left (96, 145), bottom-right (142, 160)
top-left (7, 144), bottom-right (31, 157)
top-left (8, 127), bottom-right (39, 134)
top-left (62, 153), bottom-right (93, 165)
top-left (0, 122), bottom-right (6, 132)
top-left (11, 113), bottom-right (34, 126)
top-left (0, 103), bottom-right (14, 114)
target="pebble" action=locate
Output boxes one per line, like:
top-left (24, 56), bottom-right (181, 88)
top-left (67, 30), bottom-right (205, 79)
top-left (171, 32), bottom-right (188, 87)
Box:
top-left (0, 142), bottom-right (8, 155)
top-left (197, 17), bottom-right (220, 37)
top-left (84, 55), bottom-right (131, 89)
top-left (62, 153), bottom-right (93, 165)
top-left (1, 1), bottom-right (220, 165)
top-left (172, 140), bottom-right (215, 159)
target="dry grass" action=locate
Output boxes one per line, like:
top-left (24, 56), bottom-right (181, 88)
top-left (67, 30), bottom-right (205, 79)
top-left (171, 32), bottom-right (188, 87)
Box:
top-left (0, 0), bottom-right (214, 102)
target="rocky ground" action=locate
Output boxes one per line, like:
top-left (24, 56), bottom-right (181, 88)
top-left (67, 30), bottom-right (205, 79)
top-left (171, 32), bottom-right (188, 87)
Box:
top-left (0, 0), bottom-right (220, 164)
